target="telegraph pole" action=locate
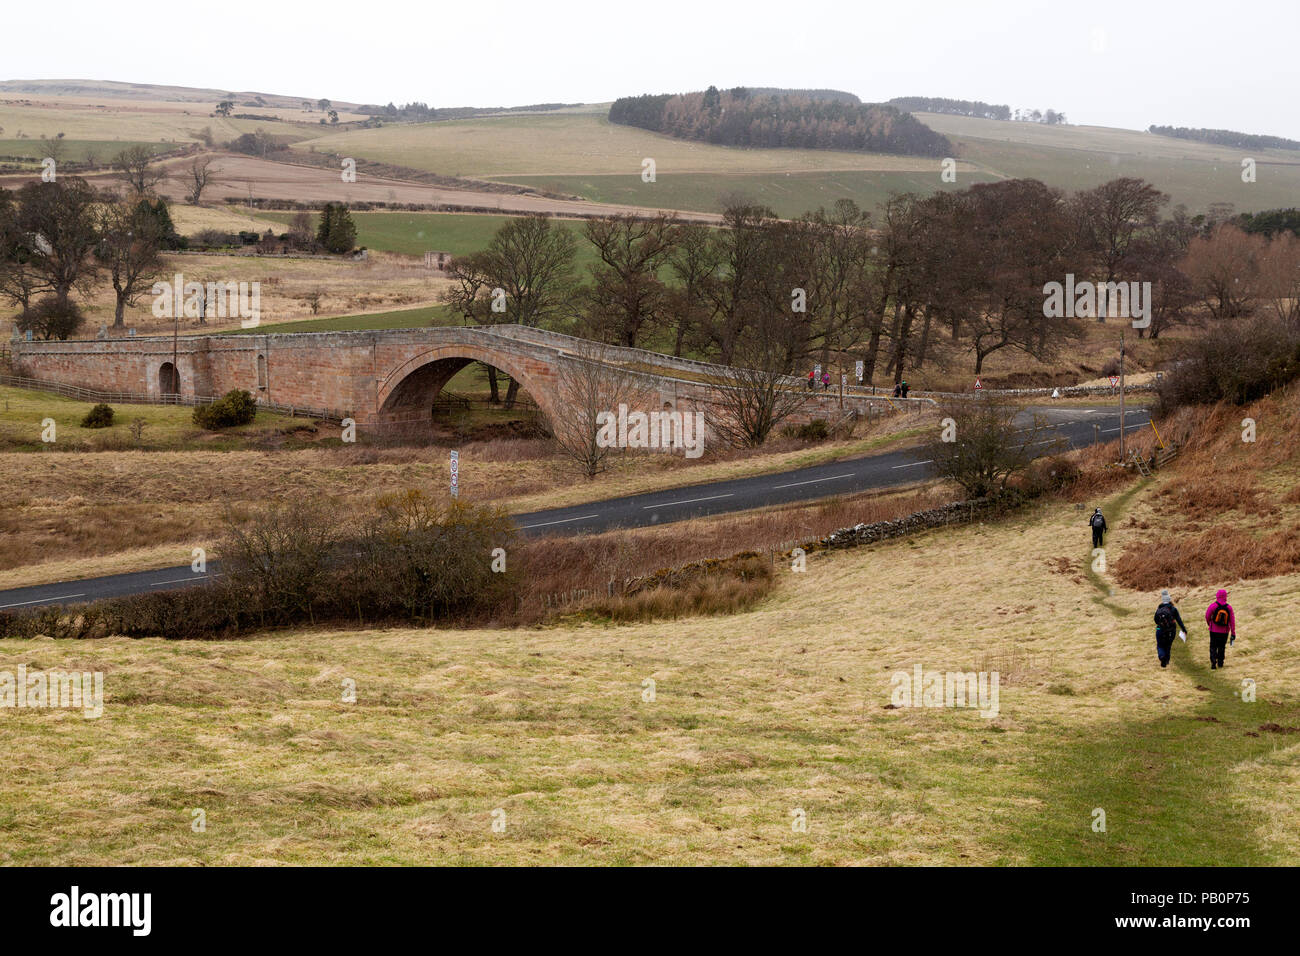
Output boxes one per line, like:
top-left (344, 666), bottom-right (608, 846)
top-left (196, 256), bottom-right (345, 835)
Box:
top-left (1118, 330), bottom-right (1126, 464)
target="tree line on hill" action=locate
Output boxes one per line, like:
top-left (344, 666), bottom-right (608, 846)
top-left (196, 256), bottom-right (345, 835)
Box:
top-left (349, 101), bottom-right (583, 124)
top-left (887, 97), bottom-right (1066, 124)
top-left (608, 87), bottom-right (952, 157)
top-left (1148, 125), bottom-right (1300, 152)
top-left (442, 178), bottom-right (1300, 439)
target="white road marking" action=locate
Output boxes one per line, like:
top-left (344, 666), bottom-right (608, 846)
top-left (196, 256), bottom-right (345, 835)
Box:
top-left (0, 593), bottom-right (85, 609)
top-left (892, 460), bottom-right (933, 469)
top-left (1101, 420), bottom-right (1152, 434)
top-left (642, 493), bottom-right (733, 509)
top-left (773, 473), bottom-right (854, 490)
top-left (520, 513), bottom-right (600, 529)
top-left (150, 576), bottom-right (209, 587)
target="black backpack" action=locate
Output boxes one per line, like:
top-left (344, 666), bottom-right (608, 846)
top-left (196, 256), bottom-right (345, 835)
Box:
top-left (1212, 604), bottom-right (1231, 628)
top-left (1091, 513), bottom-right (1105, 528)
top-left (1155, 604), bottom-right (1177, 632)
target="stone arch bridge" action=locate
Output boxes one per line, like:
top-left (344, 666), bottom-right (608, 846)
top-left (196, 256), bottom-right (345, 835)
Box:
top-left (10, 325), bottom-right (923, 435)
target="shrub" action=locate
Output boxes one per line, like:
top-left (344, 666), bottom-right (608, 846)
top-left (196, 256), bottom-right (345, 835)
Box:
top-left (190, 228), bottom-right (237, 249)
top-left (1020, 455), bottom-right (1081, 496)
top-left (343, 492), bottom-right (518, 623)
top-left (793, 419), bottom-right (831, 442)
top-left (193, 389), bottom-right (257, 430)
top-left (80, 403), bottom-right (114, 429)
top-left (16, 296), bottom-right (85, 341)
top-left (1158, 315), bottom-right (1300, 409)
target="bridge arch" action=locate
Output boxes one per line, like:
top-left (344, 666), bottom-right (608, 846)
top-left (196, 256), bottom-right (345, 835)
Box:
top-left (376, 344), bottom-right (560, 425)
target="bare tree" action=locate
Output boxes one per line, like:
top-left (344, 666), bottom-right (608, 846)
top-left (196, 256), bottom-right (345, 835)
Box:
top-left (185, 155), bottom-right (216, 204)
top-left (924, 398), bottom-right (1062, 498)
top-left (97, 191), bottom-right (166, 328)
top-left (710, 313), bottom-right (808, 447)
top-left (113, 145), bottom-right (168, 197)
top-left (581, 213), bottom-right (678, 347)
top-left (550, 342), bottom-right (649, 478)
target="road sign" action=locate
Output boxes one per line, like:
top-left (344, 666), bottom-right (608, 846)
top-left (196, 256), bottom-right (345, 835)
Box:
top-left (1109, 375), bottom-right (1119, 388)
top-left (841, 373), bottom-right (847, 386)
top-left (855, 360), bottom-right (864, 382)
top-left (974, 378), bottom-right (983, 390)
top-left (450, 449), bottom-right (459, 498)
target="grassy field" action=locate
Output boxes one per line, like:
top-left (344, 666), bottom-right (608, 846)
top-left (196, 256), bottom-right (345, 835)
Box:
top-left (296, 108), bottom-right (1299, 216)
top-left (0, 249), bottom-right (450, 337)
top-left (1, 454), bottom-right (1295, 864)
top-left (255, 211), bottom-right (603, 273)
top-left (494, 170), bottom-right (1003, 220)
top-left (0, 385), bottom-right (307, 452)
top-left (293, 111), bottom-right (959, 179)
top-left (222, 304), bottom-right (453, 335)
top-left (0, 138), bottom-right (170, 166)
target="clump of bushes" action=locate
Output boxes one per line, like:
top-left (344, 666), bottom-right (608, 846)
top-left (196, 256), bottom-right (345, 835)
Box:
top-left (0, 493), bottom-right (520, 640)
top-left (782, 418), bottom-right (831, 442)
top-left (1020, 455), bottom-right (1081, 496)
top-left (80, 403), bottom-right (114, 429)
top-left (193, 389), bottom-right (257, 430)
top-left (1159, 314), bottom-right (1300, 409)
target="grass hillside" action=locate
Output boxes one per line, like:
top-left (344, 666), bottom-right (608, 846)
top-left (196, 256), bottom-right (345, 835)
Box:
top-left (919, 113), bottom-right (1300, 214)
top-left (2, 409), bottom-right (1296, 863)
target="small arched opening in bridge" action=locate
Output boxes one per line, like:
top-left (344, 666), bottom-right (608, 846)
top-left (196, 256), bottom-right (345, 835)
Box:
top-left (158, 362), bottom-right (180, 397)
top-left (256, 353), bottom-right (267, 390)
top-left (379, 350), bottom-right (554, 438)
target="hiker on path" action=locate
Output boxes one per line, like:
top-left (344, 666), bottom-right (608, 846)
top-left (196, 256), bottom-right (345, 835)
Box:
top-left (1089, 508), bottom-right (1107, 548)
top-left (821, 371), bottom-right (831, 390)
top-left (1154, 589), bottom-right (1189, 669)
top-left (1205, 589), bottom-right (1237, 670)
top-left (901, 380), bottom-right (910, 398)
top-left (807, 370), bottom-right (816, 390)
top-left (892, 383), bottom-right (901, 398)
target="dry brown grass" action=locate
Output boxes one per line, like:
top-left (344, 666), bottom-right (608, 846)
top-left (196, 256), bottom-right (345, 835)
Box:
top-left (518, 484), bottom-right (952, 620)
top-left (1108, 385), bottom-right (1300, 590)
top-left (2, 479), bottom-right (1295, 866)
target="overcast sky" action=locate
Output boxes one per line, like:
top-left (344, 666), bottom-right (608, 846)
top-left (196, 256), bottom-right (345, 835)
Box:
top-left (9, 0), bottom-right (1300, 139)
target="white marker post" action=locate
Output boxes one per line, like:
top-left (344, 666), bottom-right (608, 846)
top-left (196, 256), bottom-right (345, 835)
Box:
top-left (450, 449), bottom-right (459, 499)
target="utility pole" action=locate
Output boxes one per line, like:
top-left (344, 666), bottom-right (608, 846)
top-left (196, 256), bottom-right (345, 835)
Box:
top-left (172, 309), bottom-right (179, 400)
top-left (1118, 330), bottom-right (1126, 464)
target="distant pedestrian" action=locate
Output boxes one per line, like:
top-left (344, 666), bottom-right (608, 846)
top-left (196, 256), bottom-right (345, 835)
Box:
top-left (1205, 588), bottom-right (1236, 669)
top-left (1153, 589), bottom-right (1188, 669)
top-left (821, 371), bottom-right (830, 390)
top-left (892, 383), bottom-right (901, 398)
top-left (807, 370), bottom-right (815, 390)
top-left (1089, 507), bottom-right (1107, 548)
top-left (901, 380), bottom-right (910, 398)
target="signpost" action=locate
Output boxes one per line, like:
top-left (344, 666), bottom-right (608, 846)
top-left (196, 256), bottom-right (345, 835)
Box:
top-left (1109, 375), bottom-right (1119, 389)
top-left (450, 449), bottom-right (459, 499)
top-left (855, 360), bottom-right (864, 383)
top-left (974, 378), bottom-right (983, 391)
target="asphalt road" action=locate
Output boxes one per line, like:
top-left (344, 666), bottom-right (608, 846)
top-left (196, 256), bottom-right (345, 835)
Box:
top-left (0, 405), bottom-right (1150, 611)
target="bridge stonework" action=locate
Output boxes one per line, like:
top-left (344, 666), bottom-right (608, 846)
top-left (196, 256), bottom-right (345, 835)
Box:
top-left (11, 325), bottom-right (910, 437)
